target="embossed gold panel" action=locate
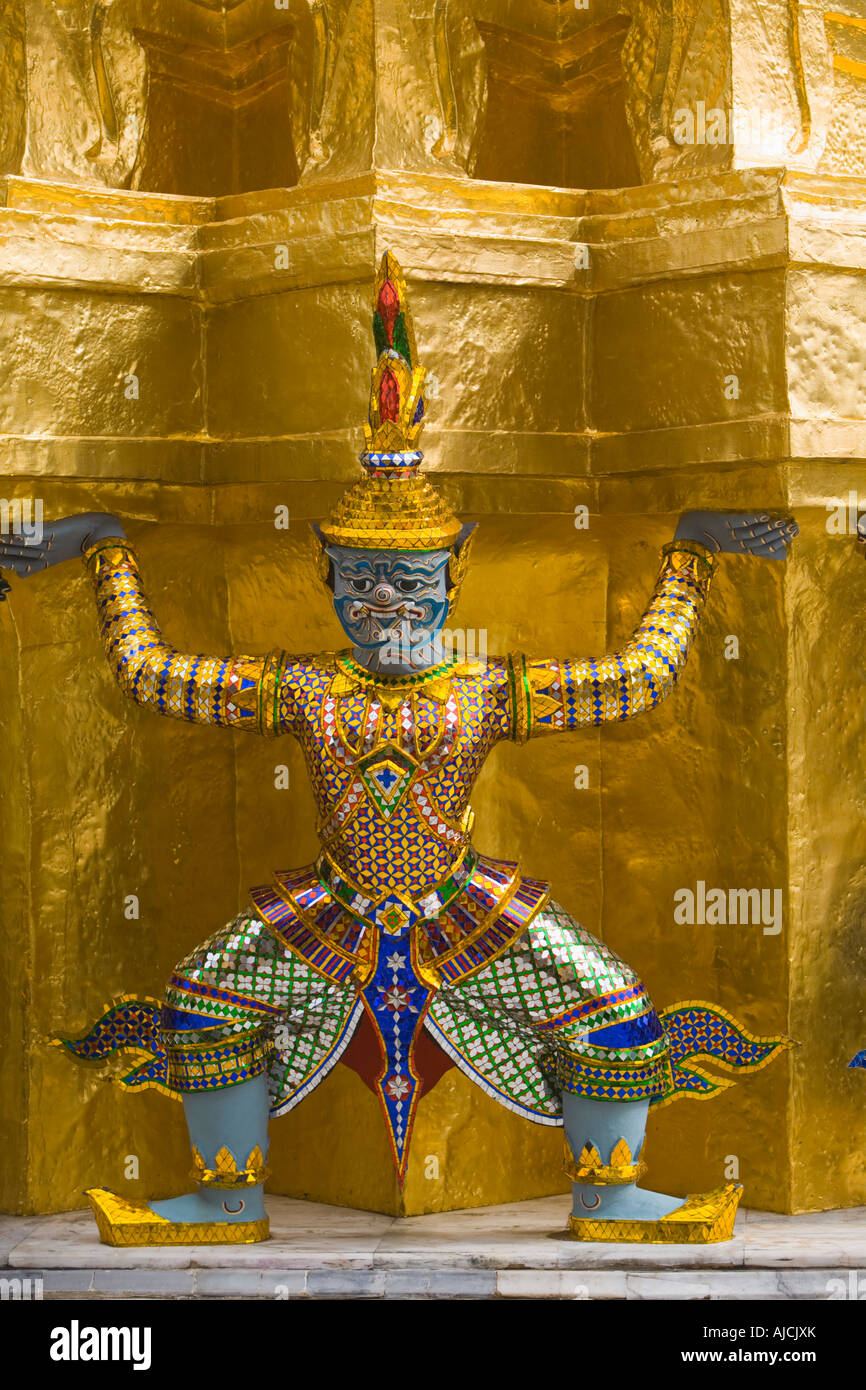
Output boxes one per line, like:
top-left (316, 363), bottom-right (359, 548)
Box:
top-left (2, 1), bottom-right (866, 1217)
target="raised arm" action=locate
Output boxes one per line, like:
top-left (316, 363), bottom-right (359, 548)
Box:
top-left (85, 538), bottom-right (282, 735)
top-left (0, 513), bottom-right (282, 736)
top-left (506, 512), bottom-right (797, 742)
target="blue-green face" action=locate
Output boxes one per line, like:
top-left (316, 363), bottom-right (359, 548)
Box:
top-left (326, 545), bottom-right (451, 673)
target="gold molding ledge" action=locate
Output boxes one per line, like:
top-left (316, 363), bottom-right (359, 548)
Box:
top-left (2, 463), bottom-right (863, 523)
top-left (4, 168), bottom-right (866, 306)
top-left (5, 419), bottom-right (866, 491)
top-left (2, 166), bottom-right (866, 496)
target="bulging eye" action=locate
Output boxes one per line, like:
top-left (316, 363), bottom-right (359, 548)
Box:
top-left (397, 578), bottom-right (425, 594)
top-left (350, 578), bottom-right (375, 594)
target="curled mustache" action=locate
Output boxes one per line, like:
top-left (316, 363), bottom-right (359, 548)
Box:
top-left (345, 599), bottom-right (433, 647)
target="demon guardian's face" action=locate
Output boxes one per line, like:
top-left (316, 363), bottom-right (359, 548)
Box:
top-left (326, 545), bottom-right (452, 675)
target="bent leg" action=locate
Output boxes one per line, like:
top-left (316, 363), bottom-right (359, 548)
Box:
top-left (86, 913), bottom-right (360, 1244)
top-left (517, 904), bottom-right (686, 1220)
top-left (524, 905), bottom-right (683, 1220)
top-left (149, 913), bottom-right (290, 1226)
top-left (434, 902), bottom-right (687, 1224)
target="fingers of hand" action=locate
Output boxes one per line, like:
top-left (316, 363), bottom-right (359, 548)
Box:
top-left (0, 555), bottom-right (50, 576)
top-left (743, 536), bottom-right (789, 559)
top-left (0, 532), bottom-right (55, 578)
top-left (730, 517), bottom-right (797, 551)
top-left (0, 535), bottom-right (52, 560)
top-left (729, 520), bottom-right (777, 542)
top-left (727, 512), bottom-right (770, 533)
top-left (728, 514), bottom-right (792, 537)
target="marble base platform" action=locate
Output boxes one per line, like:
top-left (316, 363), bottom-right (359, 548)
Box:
top-left (2, 1196), bottom-right (865, 1300)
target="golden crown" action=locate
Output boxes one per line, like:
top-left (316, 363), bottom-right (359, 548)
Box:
top-left (318, 252), bottom-right (463, 552)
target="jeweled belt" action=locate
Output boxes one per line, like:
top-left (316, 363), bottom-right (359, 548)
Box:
top-left (316, 846), bottom-right (478, 935)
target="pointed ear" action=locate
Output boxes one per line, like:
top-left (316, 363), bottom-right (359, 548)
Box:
top-left (448, 524), bottom-right (477, 614)
top-left (309, 523), bottom-right (334, 590)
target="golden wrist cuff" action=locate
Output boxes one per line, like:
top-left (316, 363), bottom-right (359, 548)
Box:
top-left (662, 538), bottom-right (715, 569)
top-left (507, 652), bottom-right (531, 744)
top-left (83, 538), bottom-right (134, 568)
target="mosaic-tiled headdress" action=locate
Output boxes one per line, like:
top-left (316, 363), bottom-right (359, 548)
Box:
top-left (318, 252), bottom-right (464, 552)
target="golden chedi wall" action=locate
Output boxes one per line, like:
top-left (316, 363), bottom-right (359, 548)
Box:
top-left (1, 0), bottom-right (866, 1218)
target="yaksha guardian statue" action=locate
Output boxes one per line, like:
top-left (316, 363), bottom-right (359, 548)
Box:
top-left (0, 254), bottom-right (796, 1247)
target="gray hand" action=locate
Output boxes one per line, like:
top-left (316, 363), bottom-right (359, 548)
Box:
top-left (0, 513), bottom-right (126, 601)
top-left (675, 511), bottom-right (798, 559)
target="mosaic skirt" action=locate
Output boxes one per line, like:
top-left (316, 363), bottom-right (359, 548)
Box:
top-left (158, 901), bottom-right (670, 1121)
top-left (61, 903), bottom-right (788, 1122)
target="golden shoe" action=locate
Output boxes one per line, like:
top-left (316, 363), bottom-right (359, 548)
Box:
top-left (567, 1182), bottom-right (743, 1245)
top-left (86, 1188), bottom-right (270, 1248)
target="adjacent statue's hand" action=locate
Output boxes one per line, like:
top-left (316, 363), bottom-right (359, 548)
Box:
top-left (675, 511), bottom-right (798, 559)
top-left (0, 513), bottom-right (125, 601)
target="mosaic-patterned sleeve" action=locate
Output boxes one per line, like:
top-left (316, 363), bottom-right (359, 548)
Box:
top-left (506, 540), bottom-right (715, 741)
top-left (84, 540), bottom-right (285, 737)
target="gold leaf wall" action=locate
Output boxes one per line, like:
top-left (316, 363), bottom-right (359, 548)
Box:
top-left (2, 0), bottom-right (866, 1216)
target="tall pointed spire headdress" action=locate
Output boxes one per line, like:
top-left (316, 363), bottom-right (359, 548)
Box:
top-left (318, 252), bottom-right (464, 552)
